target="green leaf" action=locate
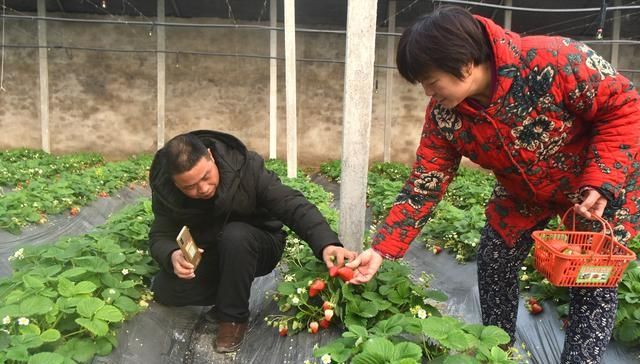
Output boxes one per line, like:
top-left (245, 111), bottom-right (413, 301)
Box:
top-left (22, 275), bottom-right (45, 289)
top-left (57, 278), bottom-right (75, 297)
top-left (5, 289), bottom-right (26, 304)
top-left (94, 305), bottom-right (123, 322)
top-left (363, 337), bottom-right (394, 360)
top-left (114, 296), bottom-right (139, 313)
top-left (6, 346), bottom-right (29, 361)
top-left (95, 336), bottom-right (114, 356)
top-left (351, 351), bottom-right (386, 364)
top-left (106, 252), bottom-right (126, 265)
top-left (75, 317), bottom-right (109, 336)
top-left (0, 304), bottom-right (20, 318)
top-left (477, 325), bottom-right (511, 347)
top-left (74, 281), bottom-right (98, 295)
top-left (77, 297), bottom-right (105, 318)
top-left (40, 328), bottom-right (61, 342)
top-left (20, 296), bottom-right (54, 316)
top-left (392, 342), bottom-right (422, 361)
top-left (19, 323), bottom-right (41, 335)
top-left (11, 334), bottom-right (44, 349)
top-left (424, 289), bottom-right (448, 302)
top-left (347, 300), bottom-right (379, 318)
top-left (58, 268), bottom-right (87, 279)
top-left (444, 354), bottom-right (481, 364)
top-left (421, 316), bottom-right (461, 340)
top-left (0, 331), bottom-right (10, 351)
top-left (28, 352), bottom-right (65, 364)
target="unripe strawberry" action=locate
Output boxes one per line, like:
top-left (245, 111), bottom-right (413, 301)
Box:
top-left (322, 301), bottom-right (334, 311)
top-left (309, 321), bottom-right (319, 334)
top-left (324, 309), bottom-right (334, 322)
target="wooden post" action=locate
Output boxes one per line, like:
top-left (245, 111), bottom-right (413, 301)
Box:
top-left (37, 0), bottom-right (50, 152)
top-left (284, 0), bottom-right (297, 178)
top-left (339, 0), bottom-right (378, 252)
top-left (157, 0), bottom-right (166, 149)
top-left (269, 0), bottom-right (278, 159)
top-left (383, 0), bottom-right (396, 162)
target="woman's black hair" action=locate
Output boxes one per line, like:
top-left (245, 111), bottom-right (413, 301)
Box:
top-left (396, 6), bottom-right (491, 83)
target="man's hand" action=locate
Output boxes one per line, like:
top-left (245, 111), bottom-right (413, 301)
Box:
top-left (574, 188), bottom-right (607, 220)
top-left (345, 248), bottom-right (384, 285)
top-left (322, 245), bottom-right (357, 269)
top-left (171, 249), bottom-right (203, 279)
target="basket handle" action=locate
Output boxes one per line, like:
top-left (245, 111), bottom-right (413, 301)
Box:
top-left (560, 208), bottom-right (615, 256)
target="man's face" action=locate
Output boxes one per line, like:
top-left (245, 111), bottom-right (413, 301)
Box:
top-left (173, 149), bottom-right (220, 200)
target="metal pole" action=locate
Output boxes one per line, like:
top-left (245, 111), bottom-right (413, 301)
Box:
top-left (284, 0), bottom-right (297, 178)
top-left (339, 0), bottom-right (378, 252)
top-left (504, 0), bottom-right (512, 30)
top-left (269, 0), bottom-right (278, 159)
top-left (383, 0), bottom-right (396, 162)
top-left (37, 0), bottom-right (50, 153)
top-left (611, 0), bottom-right (621, 67)
top-left (157, 0), bottom-right (166, 149)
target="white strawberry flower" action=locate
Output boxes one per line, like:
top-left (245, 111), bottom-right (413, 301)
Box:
top-left (417, 309), bottom-right (427, 320)
top-left (321, 353), bottom-right (332, 364)
top-left (121, 269), bottom-right (129, 275)
top-left (2, 316), bottom-right (10, 325)
top-left (17, 317), bottom-right (29, 326)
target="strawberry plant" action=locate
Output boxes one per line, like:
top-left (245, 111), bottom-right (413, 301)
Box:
top-left (0, 155), bottom-right (151, 234)
top-left (0, 200), bottom-right (157, 362)
top-left (0, 151), bottom-right (104, 188)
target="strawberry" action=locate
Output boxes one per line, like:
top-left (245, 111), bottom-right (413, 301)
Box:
top-left (309, 321), bottom-right (319, 334)
top-left (309, 279), bottom-right (326, 297)
top-left (324, 309), bottom-right (334, 322)
top-left (319, 319), bottom-right (330, 329)
top-left (278, 325), bottom-right (288, 336)
top-left (322, 301), bottom-right (334, 311)
top-left (98, 191), bottom-right (109, 198)
top-left (529, 303), bottom-right (543, 315)
top-left (329, 266), bottom-right (340, 277)
top-left (433, 245), bottom-right (443, 254)
top-left (337, 267), bottom-right (354, 282)
top-left (527, 297), bottom-right (538, 306)
top-left (70, 207), bottom-right (80, 216)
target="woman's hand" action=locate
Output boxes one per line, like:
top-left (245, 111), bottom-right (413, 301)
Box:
top-left (574, 188), bottom-right (607, 219)
top-left (345, 248), bottom-right (384, 284)
top-left (322, 245), bottom-right (357, 269)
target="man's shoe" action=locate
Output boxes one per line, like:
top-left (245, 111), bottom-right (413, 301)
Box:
top-left (214, 321), bottom-right (248, 353)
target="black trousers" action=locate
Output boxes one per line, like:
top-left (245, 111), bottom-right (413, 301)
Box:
top-left (151, 221), bottom-right (286, 322)
top-left (477, 222), bottom-right (617, 364)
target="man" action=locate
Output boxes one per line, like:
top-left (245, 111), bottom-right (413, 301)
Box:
top-left (148, 130), bottom-right (353, 353)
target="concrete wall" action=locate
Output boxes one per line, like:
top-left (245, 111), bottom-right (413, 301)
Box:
top-left (0, 14), bottom-right (638, 167)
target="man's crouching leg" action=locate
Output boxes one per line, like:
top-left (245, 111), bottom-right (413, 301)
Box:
top-left (214, 222), bottom-right (286, 353)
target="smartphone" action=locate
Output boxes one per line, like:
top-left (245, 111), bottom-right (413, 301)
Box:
top-left (176, 226), bottom-right (202, 269)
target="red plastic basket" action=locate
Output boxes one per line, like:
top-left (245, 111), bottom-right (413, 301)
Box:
top-left (532, 209), bottom-right (636, 287)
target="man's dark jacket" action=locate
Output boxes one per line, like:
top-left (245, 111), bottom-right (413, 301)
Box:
top-left (148, 130), bottom-right (340, 272)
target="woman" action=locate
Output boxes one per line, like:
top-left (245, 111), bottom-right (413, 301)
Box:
top-left (347, 6), bottom-right (639, 363)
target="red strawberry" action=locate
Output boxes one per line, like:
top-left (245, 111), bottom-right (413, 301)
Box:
top-left (329, 266), bottom-right (339, 277)
top-left (322, 301), bottom-right (334, 311)
top-left (527, 297), bottom-right (538, 306)
top-left (278, 325), bottom-right (288, 336)
top-left (98, 191), bottom-right (109, 198)
top-left (308, 279), bottom-right (325, 297)
top-left (529, 303), bottom-right (543, 315)
top-left (433, 245), bottom-right (443, 254)
top-left (309, 321), bottom-right (319, 334)
top-left (324, 309), bottom-right (334, 322)
top-left (319, 319), bottom-right (330, 329)
top-left (70, 207), bottom-right (80, 216)
top-left (337, 267), bottom-right (354, 282)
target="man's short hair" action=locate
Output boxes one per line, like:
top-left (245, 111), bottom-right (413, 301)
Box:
top-left (396, 6), bottom-right (491, 83)
top-left (163, 133), bottom-right (209, 176)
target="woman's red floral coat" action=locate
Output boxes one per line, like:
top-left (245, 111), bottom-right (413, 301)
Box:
top-left (373, 16), bottom-right (640, 258)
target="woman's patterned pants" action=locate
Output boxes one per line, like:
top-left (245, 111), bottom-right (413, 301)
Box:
top-left (477, 223), bottom-right (617, 364)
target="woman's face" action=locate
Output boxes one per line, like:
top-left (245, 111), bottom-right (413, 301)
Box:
top-left (419, 68), bottom-right (474, 109)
